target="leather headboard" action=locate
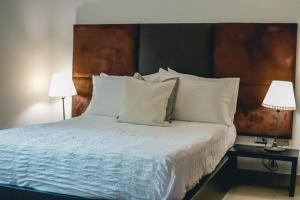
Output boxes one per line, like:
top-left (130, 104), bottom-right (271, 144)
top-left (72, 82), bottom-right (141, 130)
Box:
top-left (72, 23), bottom-right (297, 138)
top-left (72, 25), bottom-right (137, 116)
top-left (138, 24), bottom-right (214, 77)
top-left (215, 23), bottom-right (297, 138)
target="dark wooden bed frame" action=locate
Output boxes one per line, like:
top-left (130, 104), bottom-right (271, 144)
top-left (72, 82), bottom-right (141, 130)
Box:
top-left (0, 23), bottom-right (297, 200)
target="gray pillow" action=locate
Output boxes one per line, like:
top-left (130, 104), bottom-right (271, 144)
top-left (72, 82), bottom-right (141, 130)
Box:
top-left (163, 77), bottom-right (179, 122)
top-left (133, 72), bottom-right (145, 80)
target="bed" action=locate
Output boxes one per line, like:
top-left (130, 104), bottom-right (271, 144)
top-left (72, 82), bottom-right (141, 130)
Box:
top-left (0, 23), bottom-right (296, 200)
top-left (0, 115), bottom-right (236, 199)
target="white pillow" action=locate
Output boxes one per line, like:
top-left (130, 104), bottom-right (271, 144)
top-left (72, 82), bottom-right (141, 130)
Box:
top-left (118, 77), bottom-right (176, 126)
top-left (87, 74), bottom-right (125, 117)
top-left (163, 68), bottom-right (240, 125)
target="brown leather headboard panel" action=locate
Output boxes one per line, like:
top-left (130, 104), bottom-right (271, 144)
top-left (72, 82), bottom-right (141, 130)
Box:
top-left (72, 23), bottom-right (297, 138)
top-left (72, 25), bottom-right (137, 117)
top-left (214, 23), bottom-right (297, 138)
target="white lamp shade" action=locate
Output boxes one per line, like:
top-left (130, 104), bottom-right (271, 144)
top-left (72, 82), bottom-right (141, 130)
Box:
top-left (262, 80), bottom-right (296, 111)
top-left (49, 73), bottom-right (77, 97)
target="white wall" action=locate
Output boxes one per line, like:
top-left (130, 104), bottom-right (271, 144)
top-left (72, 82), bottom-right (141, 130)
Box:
top-left (0, 0), bottom-right (300, 172)
top-left (0, 0), bottom-right (83, 128)
top-left (0, 0), bottom-right (52, 128)
top-left (76, 0), bottom-right (300, 24)
top-left (48, 0), bottom-right (84, 121)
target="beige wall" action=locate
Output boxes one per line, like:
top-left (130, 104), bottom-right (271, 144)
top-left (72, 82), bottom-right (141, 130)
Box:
top-left (0, 0), bottom-right (82, 128)
top-left (0, 0), bottom-right (300, 172)
top-left (0, 0), bottom-right (52, 128)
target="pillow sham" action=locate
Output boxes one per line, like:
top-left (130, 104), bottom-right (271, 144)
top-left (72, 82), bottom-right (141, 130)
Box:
top-left (87, 74), bottom-right (125, 117)
top-left (161, 69), bottom-right (240, 125)
top-left (118, 77), bottom-right (177, 126)
top-left (143, 72), bottom-right (160, 82)
top-left (133, 72), bottom-right (179, 122)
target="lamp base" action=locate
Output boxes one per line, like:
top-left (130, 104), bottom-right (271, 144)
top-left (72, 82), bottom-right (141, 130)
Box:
top-left (264, 146), bottom-right (286, 152)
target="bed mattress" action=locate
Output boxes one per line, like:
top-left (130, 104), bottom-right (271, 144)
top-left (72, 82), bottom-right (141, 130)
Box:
top-left (0, 115), bottom-right (236, 200)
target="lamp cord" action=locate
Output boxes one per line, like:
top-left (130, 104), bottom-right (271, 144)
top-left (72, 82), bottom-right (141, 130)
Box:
top-left (262, 158), bottom-right (278, 172)
top-left (261, 110), bottom-right (280, 172)
top-left (262, 143), bottom-right (279, 172)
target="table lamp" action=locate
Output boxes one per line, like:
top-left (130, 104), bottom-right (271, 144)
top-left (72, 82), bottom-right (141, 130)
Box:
top-left (262, 80), bottom-right (296, 152)
top-left (49, 73), bottom-right (77, 120)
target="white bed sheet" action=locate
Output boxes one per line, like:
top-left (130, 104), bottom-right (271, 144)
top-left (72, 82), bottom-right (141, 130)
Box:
top-left (0, 115), bottom-right (236, 200)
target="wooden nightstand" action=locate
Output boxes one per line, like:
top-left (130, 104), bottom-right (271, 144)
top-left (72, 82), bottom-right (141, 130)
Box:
top-left (228, 144), bottom-right (299, 197)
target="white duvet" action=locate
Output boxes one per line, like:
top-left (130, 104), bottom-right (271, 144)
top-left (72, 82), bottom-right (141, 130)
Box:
top-left (0, 115), bottom-right (236, 200)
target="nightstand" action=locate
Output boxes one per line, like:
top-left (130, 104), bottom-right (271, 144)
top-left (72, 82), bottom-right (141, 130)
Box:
top-left (228, 144), bottom-right (299, 197)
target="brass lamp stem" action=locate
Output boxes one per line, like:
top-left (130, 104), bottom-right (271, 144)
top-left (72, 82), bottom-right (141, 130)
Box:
top-left (264, 109), bottom-right (285, 152)
top-left (272, 109), bottom-right (280, 147)
top-left (62, 97), bottom-right (65, 120)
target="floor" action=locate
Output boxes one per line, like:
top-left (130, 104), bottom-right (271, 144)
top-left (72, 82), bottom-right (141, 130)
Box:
top-left (224, 179), bottom-right (300, 200)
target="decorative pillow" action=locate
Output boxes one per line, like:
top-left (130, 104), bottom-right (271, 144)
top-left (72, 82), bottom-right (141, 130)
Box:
top-left (164, 68), bottom-right (240, 125)
top-left (118, 77), bottom-right (177, 126)
top-left (87, 74), bottom-right (125, 117)
top-left (133, 72), bottom-right (179, 122)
